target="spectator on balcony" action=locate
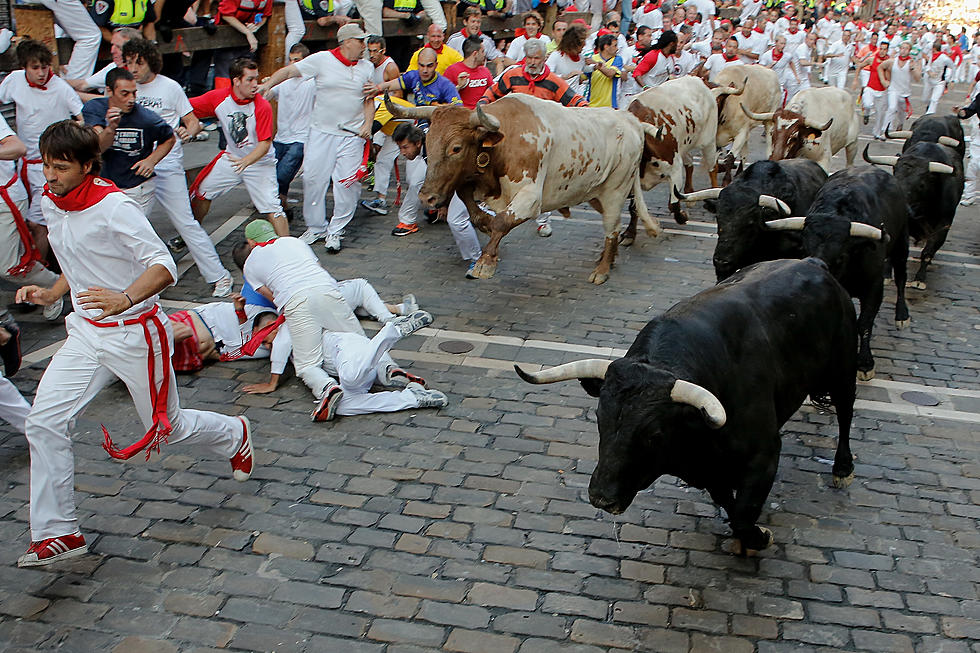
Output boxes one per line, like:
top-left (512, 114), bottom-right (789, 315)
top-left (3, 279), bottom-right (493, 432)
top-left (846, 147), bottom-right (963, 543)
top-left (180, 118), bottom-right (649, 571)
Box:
top-left (506, 11), bottom-right (551, 62)
top-left (36, 0), bottom-right (102, 79)
top-left (408, 24), bottom-right (463, 74)
top-left (448, 6), bottom-right (506, 74)
top-left (214, 0), bottom-right (273, 88)
top-left (88, 0), bottom-right (157, 42)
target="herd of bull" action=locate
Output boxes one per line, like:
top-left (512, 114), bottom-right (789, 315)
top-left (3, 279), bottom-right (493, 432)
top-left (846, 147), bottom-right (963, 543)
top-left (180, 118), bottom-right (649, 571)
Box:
top-left (385, 84), bottom-right (967, 556)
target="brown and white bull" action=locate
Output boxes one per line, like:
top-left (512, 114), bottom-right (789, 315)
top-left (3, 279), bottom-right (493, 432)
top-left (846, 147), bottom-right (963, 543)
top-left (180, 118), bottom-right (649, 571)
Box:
top-left (742, 86), bottom-right (860, 172)
top-left (621, 76), bottom-right (741, 243)
top-left (713, 65), bottom-right (781, 177)
top-left (384, 94), bottom-right (660, 284)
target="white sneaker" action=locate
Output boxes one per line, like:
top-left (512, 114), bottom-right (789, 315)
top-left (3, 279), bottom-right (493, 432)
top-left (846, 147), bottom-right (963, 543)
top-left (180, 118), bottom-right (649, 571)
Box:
top-left (537, 223), bottom-right (553, 237)
top-left (960, 197), bottom-right (975, 206)
top-left (401, 293), bottom-right (418, 315)
top-left (299, 229), bottom-right (327, 245)
top-left (390, 310), bottom-right (433, 337)
top-left (325, 233), bottom-right (342, 253)
top-left (406, 382), bottom-right (448, 409)
top-left (212, 274), bottom-right (233, 298)
top-left (42, 296), bottom-right (64, 321)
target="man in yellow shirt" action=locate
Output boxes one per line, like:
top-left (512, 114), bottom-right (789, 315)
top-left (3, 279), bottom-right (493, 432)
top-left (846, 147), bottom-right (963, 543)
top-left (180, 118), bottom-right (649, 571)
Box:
top-left (408, 24), bottom-right (463, 74)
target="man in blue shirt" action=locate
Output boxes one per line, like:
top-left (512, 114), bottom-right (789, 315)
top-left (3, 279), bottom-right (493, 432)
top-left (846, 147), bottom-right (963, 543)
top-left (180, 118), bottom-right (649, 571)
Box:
top-left (82, 67), bottom-right (175, 214)
top-left (375, 47), bottom-right (462, 108)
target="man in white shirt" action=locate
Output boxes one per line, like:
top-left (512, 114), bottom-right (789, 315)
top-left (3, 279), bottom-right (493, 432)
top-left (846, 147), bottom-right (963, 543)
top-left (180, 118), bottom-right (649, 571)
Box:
top-left (824, 29), bottom-right (855, 89)
top-left (735, 18), bottom-right (766, 63)
top-left (740, 0), bottom-right (763, 22)
top-left (782, 17), bottom-right (807, 52)
top-left (257, 23), bottom-right (374, 254)
top-left (880, 41), bottom-right (920, 134)
top-left (924, 41), bottom-right (955, 114)
top-left (266, 43), bottom-right (314, 218)
top-left (702, 37), bottom-right (742, 82)
top-left (363, 35), bottom-right (402, 216)
top-left (122, 38), bottom-right (234, 298)
top-left (15, 120), bottom-right (253, 568)
top-left (447, 7), bottom-right (506, 75)
top-left (68, 26), bottom-right (139, 100)
top-left (791, 31), bottom-right (818, 94)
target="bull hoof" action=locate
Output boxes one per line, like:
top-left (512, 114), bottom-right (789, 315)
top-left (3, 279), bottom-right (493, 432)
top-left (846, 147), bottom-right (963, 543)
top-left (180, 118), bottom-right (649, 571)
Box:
top-left (619, 233), bottom-right (635, 247)
top-left (733, 527), bottom-right (774, 557)
top-left (906, 280), bottom-right (927, 290)
top-left (857, 367), bottom-right (876, 382)
top-left (832, 472), bottom-right (855, 488)
top-left (471, 260), bottom-right (498, 279)
top-left (645, 221), bottom-right (663, 238)
top-left (589, 270), bottom-right (610, 285)
top-left (895, 318), bottom-right (910, 330)
top-left (673, 210), bottom-right (689, 225)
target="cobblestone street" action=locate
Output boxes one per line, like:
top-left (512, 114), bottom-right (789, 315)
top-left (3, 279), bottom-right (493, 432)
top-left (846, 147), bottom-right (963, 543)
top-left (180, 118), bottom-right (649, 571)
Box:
top-left (0, 89), bottom-right (978, 652)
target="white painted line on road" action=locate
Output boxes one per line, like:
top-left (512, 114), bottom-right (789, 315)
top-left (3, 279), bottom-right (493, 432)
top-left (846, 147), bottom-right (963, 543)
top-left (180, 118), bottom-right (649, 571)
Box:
top-left (176, 206), bottom-right (254, 280)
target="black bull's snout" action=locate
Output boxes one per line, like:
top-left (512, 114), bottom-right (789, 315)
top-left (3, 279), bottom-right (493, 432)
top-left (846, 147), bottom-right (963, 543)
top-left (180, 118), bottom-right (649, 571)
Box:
top-left (588, 469), bottom-right (633, 515)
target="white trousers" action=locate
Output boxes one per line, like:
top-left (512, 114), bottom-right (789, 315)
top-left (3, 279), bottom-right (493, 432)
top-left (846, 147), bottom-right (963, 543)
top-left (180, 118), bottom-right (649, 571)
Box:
top-left (152, 162), bottom-right (229, 284)
top-left (282, 286), bottom-right (363, 399)
top-left (827, 68), bottom-right (847, 89)
top-left (862, 87), bottom-right (887, 137)
top-left (398, 157), bottom-right (483, 261)
top-left (326, 322), bottom-right (418, 416)
top-left (964, 154), bottom-right (980, 200)
top-left (884, 91), bottom-right (910, 133)
top-left (122, 179), bottom-right (156, 215)
top-left (284, 0), bottom-right (305, 58)
top-left (927, 81), bottom-right (946, 114)
top-left (26, 311), bottom-right (243, 540)
top-left (372, 134), bottom-right (399, 197)
top-left (38, 0), bottom-right (101, 79)
top-left (356, 0), bottom-right (382, 35)
top-left (0, 199), bottom-right (58, 290)
top-left (339, 278), bottom-right (396, 322)
top-left (195, 155), bottom-right (284, 216)
top-left (302, 131), bottom-right (363, 236)
top-left (24, 162), bottom-right (47, 225)
top-left (0, 376), bottom-right (31, 434)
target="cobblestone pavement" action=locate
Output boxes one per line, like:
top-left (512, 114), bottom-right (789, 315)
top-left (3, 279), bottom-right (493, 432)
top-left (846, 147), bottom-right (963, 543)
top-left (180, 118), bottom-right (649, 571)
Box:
top-left (0, 83), bottom-right (978, 653)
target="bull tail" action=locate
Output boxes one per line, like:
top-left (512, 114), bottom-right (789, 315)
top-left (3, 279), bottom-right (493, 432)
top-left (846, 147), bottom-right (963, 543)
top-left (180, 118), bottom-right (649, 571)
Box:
top-left (633, 172), bottom-right (661, 238)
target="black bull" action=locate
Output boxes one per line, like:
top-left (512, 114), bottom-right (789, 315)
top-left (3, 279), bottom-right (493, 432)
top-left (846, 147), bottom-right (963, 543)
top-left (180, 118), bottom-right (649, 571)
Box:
top-left (516, 258), bottom-right (858, 555)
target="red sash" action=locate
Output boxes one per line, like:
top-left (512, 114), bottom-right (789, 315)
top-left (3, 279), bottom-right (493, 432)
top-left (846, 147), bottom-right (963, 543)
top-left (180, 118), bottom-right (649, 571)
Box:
top-left (1, 171), bottom-right (41, 276)
top-left (219, 313), bottom-right (284, 361)
top-left (188, 151), bottom-right (225, 199)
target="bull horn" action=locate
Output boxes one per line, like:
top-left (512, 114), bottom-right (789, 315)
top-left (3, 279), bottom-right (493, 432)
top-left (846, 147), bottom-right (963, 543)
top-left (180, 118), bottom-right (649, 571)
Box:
top-left (470, 104), bottom-right (501, 132)
top-left (862, 143), bottom-right (899, 167)
top-left (764, 217), bottom-right (806, 230)
top-left (671, 380), bottom-right (726, 429)
top-left (849, 222), bottom-right (883, 240)
top-left (885, 127), bottom-right (912, 140)
top-left (740, 104), bottom-right (775, 122)
top-left (805, 116), bottom-right (833, 131)
top-left (758, 194), bottom-right (791, 215)
top-left (928, 162), bottom-right (955, 174)
top-left (514, 359), bottom-right (610, 384)
top-left (938, 136), bottom-right (960, 147)
top-left (673, 186), bottom-right (722, 202)
top-left (383, 92), bottom-right (437, 121)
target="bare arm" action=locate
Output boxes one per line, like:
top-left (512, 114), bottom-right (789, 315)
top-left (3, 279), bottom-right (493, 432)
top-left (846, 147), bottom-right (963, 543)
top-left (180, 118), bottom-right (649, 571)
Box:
top-left (16, 274), bottom-right (70, 306)
top-left (176, 110), bottom-right (202, 142)
top-left (0, 134), bottom-right (27, 161)
top-left (222, 14), bottom-right (259, 52)
top-left (74, 263), bottom-right (176, 320)
top-left (132, 134), bottom-right (176, 177)
top-left (257, 64), bottom-right (301, 97)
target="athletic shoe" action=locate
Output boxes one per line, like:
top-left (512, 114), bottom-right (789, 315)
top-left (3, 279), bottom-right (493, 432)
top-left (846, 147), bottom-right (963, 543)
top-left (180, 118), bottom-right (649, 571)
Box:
top-left (960, 197), bottom-right (975, 206)
top-left (203, 120), bottom-right (218, 131)
top-left (386, 366), bottom-right (426, 388)
top-left (401, 293), bottom-right (418, 315)
top-left (312, 382), bottom-right (343, 422)
top-left (361, 198), bottom-right (388, 215)
top-left (390, 310), bottom-right (433, 337)
top-left (212, 275), bottom-right (233, 298)
top-left (862, 111), bottom-right (870, 125)
top-left (299, 229), bottom-right (327, 245)
top-left (0, 319), bottom-right (21, 377)
top-left (325, 233), bottom-right (342, 253)
top-left (42, 296), bottom-right (64, 321)
top-left (192, 132), bottom-right (210, 142)
top-left (230, 416), bottom-right (254, 481)
top-left (17, 532), bottom-right (87, 567)
top-left (537, 223), bottom-right (553, 237)
top-left (406, 382), bottom-right (448, 409)
top-left (167, 236), bottom-right (186, 252)
top-left (465, 261), bottom-right (478, 280)
top-left (391, 222), bottom-right (419, 237)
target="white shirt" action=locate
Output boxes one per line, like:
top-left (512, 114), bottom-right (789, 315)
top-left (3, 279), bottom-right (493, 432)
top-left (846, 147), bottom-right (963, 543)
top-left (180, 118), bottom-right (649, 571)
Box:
top-left (689, 0), bottom-right (716, 19)
top-left (447, 31), bottom-right (503, 61)
top-left (372, 56), bottom-right (396, 85)
top-left (634, 49), bottom-right (671, 88)
top-left (546, 51), bottom-right (589, 95)
top-left (506, 34), bottom-right (551, 61)
top-left (269, 76), bottom-right (314, 144)
top-left (0, 71), bottom-right (83, 159)
top-left (668, 51), bottom-right (701, 78)
top-left (703, 54), bottom-right (741, 82)
top-left (635, 7), bottom-right (663, 29)
top-left (927, 53), bottom-right (954, 83)
top-left (889, 57), bottom-right (913, 96)
top-left (688, 39), bottom-right (714, 62)
top-left (735, 31), bottom-right (766, 62)
top-left (42, 183), bottom-right (177, 321)
top-left (793, 42), bottom-right (813, 77)
top-left (136, 73), bottom-right (194, 165)
top-left (84, 62), bottom-right (116, 92)
top-left (760, 48), bottom-right (796, 85)
top-left (739, 0), bottom-right (763, 21)
top-left (0, 114), bottom-right (26, 203)
top-left (194, 302), bottom-right (258, 355)
top-left (824, 39), bottom-right (854, 75)
top-left (784, 28), bottom-right (807, 51)
top-left (244, 236), bottom-right (340, 310)
top-left (293, 50), bottom-right (374, 136)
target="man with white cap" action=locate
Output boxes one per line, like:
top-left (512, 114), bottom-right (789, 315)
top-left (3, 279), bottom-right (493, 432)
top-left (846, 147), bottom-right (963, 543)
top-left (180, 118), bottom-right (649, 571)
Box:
top-left (257, 23), bottom-right (375, 254)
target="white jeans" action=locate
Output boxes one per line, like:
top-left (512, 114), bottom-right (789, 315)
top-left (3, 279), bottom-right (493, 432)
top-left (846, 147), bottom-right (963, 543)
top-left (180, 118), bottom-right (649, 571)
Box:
top-left (372, 134), bottom-right (399, 198)
top-left (927, 80), bottom-right (946, 114)
top-left (26, 311), bottom-right (243, 540)
top-left (862, 87), bottom-right (887, 137)
top-left (38, 0), bottom-right (100, 79)
top-left (0, 376), bottom-right (31, 434)
top-left (884, 91), bottom-right (910, 133)
top-left (399, 157), bottom-right (483, 261)
top-left (24, 162), bottom-right (47, 225)
top-left (964, 153), bottom-right (980, 200)
top-left (0, 198), bottom-right (58, 290)
top-left (827, 68), bottom-right (847, 89)
top-left (282, 286), bottom-right (363, 399)
top-left (284, 0), bottom-right (305, 58)
top-left (339, 278), bottom-right (396, 322)
top-left (327, 322), bottom-right (419, 416)
top-left (122, 179), bottom-right (156, 215)
top-left (302, 131), bottom-right (364, 236)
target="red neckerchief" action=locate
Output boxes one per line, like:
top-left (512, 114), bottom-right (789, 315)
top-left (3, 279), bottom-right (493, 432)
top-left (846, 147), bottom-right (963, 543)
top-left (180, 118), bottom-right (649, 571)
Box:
top-left (255, 239), bottom-right (276, 246)
top-left (230, 89), bottom-right (253, 106)
top-left (772, 49), bottom-right (784, 61)
top-left (684, 19), bottom-right (697, 26)
top-left (643, 3), bottom-right (659, 12)
top-left (331, 47), bottom-right (357, 67)
top-left (723, 53), bottom-right (739, 62)
top-left (931, 51), bottom-right (943, 62)
top-left (514, 29), bottom-right (526, 38)
top-left (26, 69), bottom-right (54, 90)
top-left (899, 55), bottom-right (911, 62)
top-left (43, 176), bottom-right (120, 211)
top-left (567, 52), bottom-right (581, 62)
top-left (788, 27), bottom-right (799, 34)
top-left (426, 43), bottom-right (445, 54)
top-left (754, 25), bottom-right (765, 33)
top-left (522, 64), bottom-right (551, 92)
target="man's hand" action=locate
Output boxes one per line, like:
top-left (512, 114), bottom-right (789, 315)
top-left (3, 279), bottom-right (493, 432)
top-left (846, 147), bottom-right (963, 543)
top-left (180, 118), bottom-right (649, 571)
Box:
top-left (228, 154), bottom-right (250, 174)
top-left (131, 158), bottom-right (155, 177)
top-left (175, 125), bottom-right (191, 142)
top-left (363, 82), bottom-right (381, 98)
top-left (15, 285), bottom-right (57, 306)
top-left (246, 32), bottom-right (258, 52)
top-left (358, 124), bottom-right (371, 140)
top-left (77, 286), bottom-right (132, 320)
top-left (243, 379), bottom-right (278, 394)
top-left (106, 106), bottom-right (122, 129)
top-left (232, 293), bottom-right (246, 311)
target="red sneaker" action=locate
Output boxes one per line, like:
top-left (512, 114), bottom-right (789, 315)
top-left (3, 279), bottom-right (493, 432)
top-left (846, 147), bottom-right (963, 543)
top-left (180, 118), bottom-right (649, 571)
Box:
top-left (391, 222), bottom-right (419, 237)
top-left (230, 416), bottom-right (254, 481)
top-left (17, 532), bottom-right (87, 567)
top-left (312, 383), bottom-right (343, 422)
top-left (387, 368), bottom-right (426, 388)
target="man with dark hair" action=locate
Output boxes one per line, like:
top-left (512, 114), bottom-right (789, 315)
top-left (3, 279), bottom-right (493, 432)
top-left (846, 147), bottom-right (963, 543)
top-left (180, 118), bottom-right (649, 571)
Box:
top-left (82, 67), bottom-right (176, 216)
top-left (14, 119), bottom-right (254, 568)
top-left (362, 35), bottom-right (402, 215)
top-left (447, 7), bottom-right (505, 74)
top-left (189, 58), bottom-right (288, 237)
top-left (444, 36), bottom-right (494, 109)
top-left (0, 40), bottom-right (83, 264)
top-left (122, 38), bottom-right (233, 297)
top-left (267, 43), bottom-right (314, 217)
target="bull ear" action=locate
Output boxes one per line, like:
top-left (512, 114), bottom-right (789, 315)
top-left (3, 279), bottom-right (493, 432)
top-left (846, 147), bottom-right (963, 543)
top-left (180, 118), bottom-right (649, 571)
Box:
top-left (480, 131), bottom-right (505, 148)
top-left (580, 378), bottom-right (604, 397)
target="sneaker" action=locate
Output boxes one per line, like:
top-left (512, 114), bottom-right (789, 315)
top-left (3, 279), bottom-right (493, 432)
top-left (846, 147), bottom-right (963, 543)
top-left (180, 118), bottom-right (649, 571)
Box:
top-left (863, 111), bottom-right (870, 125)
top-left (167, 236), bottom-right (186, 252)
top-left (406, 382), bottom-right (448, 409)
top-left (42, 296), bottom-right (64, 321)
top-left (230, 416), bottom-right (254, 481)
top-left (537, 223), bottom-right (553, 237)
top-left (325, 233), bottom-right (342, 253)
top-left (960, 197), bottom-right (975, 206)
top-left (203, 120), bottom-right (218, 131)
top-left (192, 131), bottom-right (210, 142)
top-left (386, 367), bottom-right (426, 388)
top-left (17, 532), bottom-right (88, 567)
top-left (391, 222), bottom-right (419, 237)
top-left (465, 261), bottom-right (478, 280)
top-left (299, 229), bottom-right (327, 245)
top-left (212, 274), bottom-right (233, 298)
top-left (401, 293), bottom-right (418, 315)
top-left (312, 382), bottom-right (343, 422)
top-left (0, 319), bottom-right (21, 377)
top-left (361, 198), bottom-right (388, 215)
top-left (390, 310), bottom-right (433, 337)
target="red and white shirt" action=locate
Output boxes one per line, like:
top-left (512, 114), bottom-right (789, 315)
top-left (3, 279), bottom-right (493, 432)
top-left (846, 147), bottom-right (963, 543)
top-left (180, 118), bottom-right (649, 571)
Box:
top-left (633, 49), bottom-right (672, 88)
top-left (190, 88), bottom-right (274, 161)
top-left (0, 71), bottom-right (83, 159)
